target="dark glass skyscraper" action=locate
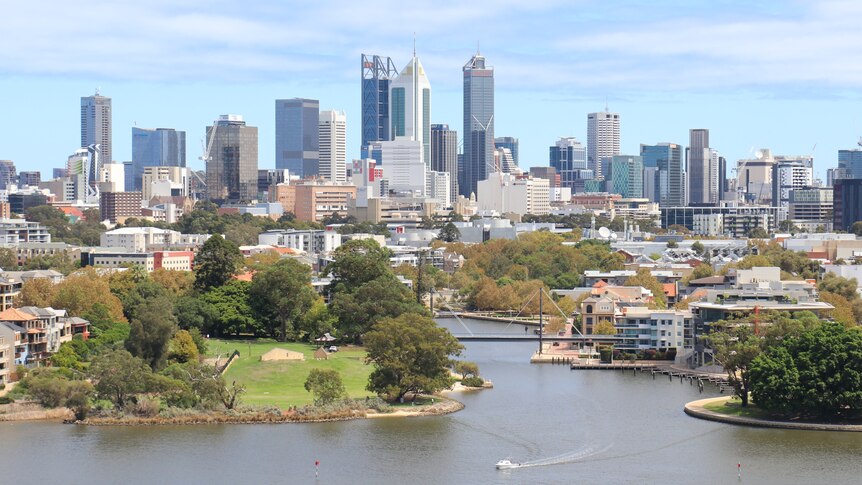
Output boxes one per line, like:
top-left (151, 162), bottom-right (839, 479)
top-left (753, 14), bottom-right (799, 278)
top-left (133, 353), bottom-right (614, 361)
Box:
top-left (130, 127), bottom-right (186, 191)
top-left (361, 55), bottom-right (398, 152)
top-left (461, 52), bottom-right (494, 197)
top-left (275, 98), bottom-right (319, 177)
top-left (431, 124), bottom-right (458, 204)
top-left (206, 115), bottom-right (258, 203)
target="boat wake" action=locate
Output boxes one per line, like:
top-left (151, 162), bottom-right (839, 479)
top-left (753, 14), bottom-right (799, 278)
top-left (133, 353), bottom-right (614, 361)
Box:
top-left (509, 443), bottom-right (614, 469)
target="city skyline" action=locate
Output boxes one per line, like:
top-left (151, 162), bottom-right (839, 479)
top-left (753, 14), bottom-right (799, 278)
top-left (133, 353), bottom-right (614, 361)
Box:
top-left (2, 1), bottom-right (862, 181)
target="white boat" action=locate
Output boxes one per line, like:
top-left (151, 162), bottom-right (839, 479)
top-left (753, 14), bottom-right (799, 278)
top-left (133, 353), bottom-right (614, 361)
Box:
top-left (496, 459), bottom-right (521, 469)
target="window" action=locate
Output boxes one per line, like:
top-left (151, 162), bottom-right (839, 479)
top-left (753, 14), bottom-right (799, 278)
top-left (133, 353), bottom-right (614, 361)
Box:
top-left (585, 305), bottom-right (593, 313)
top-left (586, 317), bottom-right (593, 325)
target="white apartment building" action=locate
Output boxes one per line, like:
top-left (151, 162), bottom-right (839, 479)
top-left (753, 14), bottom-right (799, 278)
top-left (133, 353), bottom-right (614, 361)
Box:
top-left (100, 227), bottom-right (210, 253)
top-left (615, 307), bottom-right (691, 353)
top-left (319, 110), bottom-right (347, 183)
top-left (0, 219), bottom-right (51, 245)
top-left (477, 172), bottom-right (550, 216)
top-left (258, 229), bottom-right (341, 254)
top-left (142, 166), bottom-right (190, 202)
top-left (426, 171), bottom-right (451, 208)
top-left (379, 138), bottom-right (426, 196)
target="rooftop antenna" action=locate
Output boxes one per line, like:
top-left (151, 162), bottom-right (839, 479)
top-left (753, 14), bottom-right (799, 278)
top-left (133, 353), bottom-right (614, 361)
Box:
top-left (477, 39), bottom-right (481, 55)
top-left (413, 32), bottom-right (416, 57)
top-left (95, 87), bottom-right (101, 96)
top-left (605, 97), bottom-right (608, 112)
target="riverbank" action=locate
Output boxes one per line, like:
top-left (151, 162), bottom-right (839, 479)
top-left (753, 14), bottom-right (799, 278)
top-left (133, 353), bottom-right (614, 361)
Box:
top-left (684, 396), bottom-right (862, 432)
top-left (0, 402), bottom-right (72, 422)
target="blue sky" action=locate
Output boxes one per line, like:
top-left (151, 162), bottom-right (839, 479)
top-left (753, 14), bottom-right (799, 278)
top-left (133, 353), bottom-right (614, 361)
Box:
top-left (2, 0), bottom-right (862, 182)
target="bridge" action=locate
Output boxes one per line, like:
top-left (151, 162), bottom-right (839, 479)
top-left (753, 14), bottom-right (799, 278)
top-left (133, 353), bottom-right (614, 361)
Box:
top-left (452, 334), bottom-right (619, 343)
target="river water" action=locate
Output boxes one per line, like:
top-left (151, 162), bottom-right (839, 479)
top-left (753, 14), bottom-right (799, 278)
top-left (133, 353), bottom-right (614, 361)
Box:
top-left (2, 319), bottom-right (862, 484)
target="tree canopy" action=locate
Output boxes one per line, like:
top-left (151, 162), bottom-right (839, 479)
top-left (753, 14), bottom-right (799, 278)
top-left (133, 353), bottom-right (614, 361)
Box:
top-left (364, 313), bottom-right (463, 401)
top-left (194, 234), bottom-right (242, 291)
top-left (249, 259), bottom-right (319, 341)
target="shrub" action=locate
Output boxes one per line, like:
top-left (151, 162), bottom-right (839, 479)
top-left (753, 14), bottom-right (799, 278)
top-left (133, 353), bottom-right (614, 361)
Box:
top-left (130, 396), bottom-right (161, 417)
top-left (0, 396), bottom-right (13, 405)
top-left (461, 376), bottom-right (485, 387)
top-left (644, 349), bottom-right (657, 360)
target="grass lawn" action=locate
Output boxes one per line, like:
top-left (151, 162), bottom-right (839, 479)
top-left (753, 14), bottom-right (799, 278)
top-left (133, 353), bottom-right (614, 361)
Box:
top-left (703, 397), bottom-right (772, 419)
top-left (206, 339), bottom-right (374, 409)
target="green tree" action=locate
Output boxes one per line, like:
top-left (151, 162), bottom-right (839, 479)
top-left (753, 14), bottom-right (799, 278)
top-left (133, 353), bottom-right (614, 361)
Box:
top-left (705, 325), bottom-right (762, 407)
top-left (326, 239), bottom-right (393, 290)
top-left (25, 205), bottom-right (71, 240)
top-left (0, 247), bottom-right (17, 269)
top-left (437, 222), bottom-right (461, 242)
top-left (329, 274), bottom-right (426, 341)
top-left (850, 221), bottom-right (862, 237)
top-left (89, 350), bottom-right (152, 407)
top-left (200, 280), bottom-right (259, 336)
top-left (748, 322), bottom-right (862, 419)
top-left (364, 313), bottom-right (463, 402)
top-left (50, 342), bottom-right (84, 370)
top-left (623, 268), bottom-right (667, 308)
top-left (748, 226), bottom-right (769, 239)
top-left (682, 263), bottom-right (714, 285)
top-left (194, 234), bottom-right (242, 291)
top-left (304, 368), bottom-right (347, 405)
top-left (167, 330), bottom-right (200, 364)
top-left (298, 299), bottom-right (337, 343)
top-left (818, 273), bottom-right (860, 301)
top-left (593, 321), bottom-right (617, 335)
top-left (173, 296), bottom-right (218, 334)
top-left (691, 241), bottom-right (705, 257)
top-left (452, 361), bottom-right (479, 379)
top-left (249, 259), bottom-right (317, 341)
top-left (125, 297), bottom-right (178, 370)
top-left (666, 240), bottom-right (679, 248)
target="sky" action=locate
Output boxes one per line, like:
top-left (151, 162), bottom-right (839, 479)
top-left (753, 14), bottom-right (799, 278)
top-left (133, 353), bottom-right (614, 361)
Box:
top-left (2, 0), bottom-right (862, 182)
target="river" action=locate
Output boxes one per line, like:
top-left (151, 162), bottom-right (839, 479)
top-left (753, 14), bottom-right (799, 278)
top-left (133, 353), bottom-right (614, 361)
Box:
top-left (1, 318), bottom-right (861, 484)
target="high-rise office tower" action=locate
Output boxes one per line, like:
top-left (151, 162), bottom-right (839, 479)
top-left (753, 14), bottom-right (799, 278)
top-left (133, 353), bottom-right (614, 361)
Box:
top-left (587, 111), bottom-right (620, 179)
top-left (687, 129), bottom-right (716, 205)
top-left (319, 111), bottom-right (347, 183)
top-left (494, 137), bottom-right (519, 166)
top-left (361, 55), bottom-right (398, 150)
top-left (772, 160), bottom-right (813, 210)
top-left (0, 160), bottom-right (16, 190)
top-left (605, 155), bottom-right (643, 198)
top-left (461, 51), bottom-right (494, 198)
top-left (275, 98), bottom-right (319, 177)
top-left (205, 115), bottom-right (258, 202)
top-left (130, 128), bottom-right (186, 191)
top-left (549, 137), bottom-right (588, 191)
top-left (389, 48), bottom-right (431, 164)
top-left (641, 143), bottom-right (684, 207)
top-left (81, 91), bottom-right (112, 164)
top-left (431, 124), bottom-right (458, 204)
top-left (836, 148), bottom-right (862, 179)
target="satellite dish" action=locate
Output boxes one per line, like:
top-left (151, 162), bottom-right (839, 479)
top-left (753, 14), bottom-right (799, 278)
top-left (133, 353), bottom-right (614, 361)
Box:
top-left (598, 227), bottom-right (611, 238)
top-left (754, 149), bottom-right (764, 160)
top-left (610, 233), bottom-right (618, 240)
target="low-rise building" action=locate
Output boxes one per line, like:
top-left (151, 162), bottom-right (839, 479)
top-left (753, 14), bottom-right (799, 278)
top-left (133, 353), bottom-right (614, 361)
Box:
top-left (258, 229), bottom-right (341, 255)
top-left (0, 322), bottom-right (28, 383)
top-left (0, 307), bottom-right (79, 363)
top-left (0, 219), bottom-right (51, 245)
top-left (100, 191), bottom-right (143, 223)
top-left (615, 307), bottom-right (691, 353)
top-left (100, 227), bottom-right (210, 253)
top-left (81, 250), bottom-right (195, 272)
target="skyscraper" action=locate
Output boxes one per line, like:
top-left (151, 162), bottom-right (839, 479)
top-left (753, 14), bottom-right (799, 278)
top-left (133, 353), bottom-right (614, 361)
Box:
top-left (494, 137), bottom-right (519, 166)
top-left (275, 98), bottom-right (319, 177)
top-left (461, 51), bottom-right (494, 198)
top-left (131, 127), bottom-right (186, 191)
top-left (431, 124), bottom-right (458, 204)
top-left (549, 137), bottom-right (588, 191)
top-left (205, 115), bottom-right (258, 202)
top-left (319, 111), bottom-right (347, 183)
top-left (772, 159), bottom-right (813, 210)
top-left (389, 49), bottom-right (431, 164)
top-left (837, 148), bottom-right (862, 179)
top-left (641, 143), bottom-right (684, 207)
top-left (0, 160), bottom-right (16, 190)
top-left (81, 91), bottom-right (112, 164)
top-left (687, 129), bottom-right (715, 205)
top-left (587, 111), bottom-right (620, 179)
top-left (605, 155), bottom-right (643, 198)
top-left (361, 54), bottom-right (398, 150)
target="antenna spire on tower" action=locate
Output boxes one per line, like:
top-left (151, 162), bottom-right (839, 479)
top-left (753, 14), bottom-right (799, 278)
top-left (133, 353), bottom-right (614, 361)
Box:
top-left (413, 32), bottom-right (416, 56)
top-left (477, 39), bottom-right (481, 55)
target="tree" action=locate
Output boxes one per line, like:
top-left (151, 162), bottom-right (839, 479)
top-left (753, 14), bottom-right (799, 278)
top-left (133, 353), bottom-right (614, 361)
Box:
top-left (298, 299), bottom-right (337, 343)
top-left (249, 259), bottom-right (317, 341)
top-left (778, 219), bottom-right (798, 233)
top-left (748, 321), bottom-right (862, 419)
top-left (818, 273), bottom-right (860, 301)
top-left (364, 313), bottom-right (463, 402)
top-left (14, 278), bottom-right (57, 307)
top-left (304, 368), bottom-right (347, 405)
top-left (173, 295), bottom-right (217, 333)
top-left (666, 240), bottom-right (679, 249)
top-left (437, 222), bottom-right (461, 242)
top-left (0, 247), bottom-right (17, 269)
top-left (167, 330), bottom-right (200, 364)
top-left (329, 274), bottom-right (426, 341)
top-left (151, 269), bottom-right (195, 298)
top-left (25, 205), bottom-right (71, 240)
top-left (624, 268), bottom-right (667, 308)
top-left (682, 264), bottom-right (714, 285)
top-left (200, 280), bottom-right (259, 336)
top-left (747, 226), bottom-right (769, 239)
top-left (452, 361), bottom-right (479, 379)
top-left (194, 234), bottom-right (241, 291)
top-left (691, 241), bottom-right (705, 257)
top-left (593, 321), bottom-right (617, 335)
top-left (326, 239), bottom-right (393, 290)
top-left (818, 291), bottom-right (856, 327)
top-left (51, 269), bottom-right (126, 322)
top-left (850, 221), bottom-right (862, 237)
top-left (120, 279), bottom-right (172, 321)
top-left (125, 297), bottom-right (178, 370)
top-left (89, 350), bottom-right (152, 407)
top-left (705, 325), bottom-right (762, 407)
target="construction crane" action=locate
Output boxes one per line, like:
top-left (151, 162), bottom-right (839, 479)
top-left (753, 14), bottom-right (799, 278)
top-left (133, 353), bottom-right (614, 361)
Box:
top-left (196, 121), bottom-right (218, 197)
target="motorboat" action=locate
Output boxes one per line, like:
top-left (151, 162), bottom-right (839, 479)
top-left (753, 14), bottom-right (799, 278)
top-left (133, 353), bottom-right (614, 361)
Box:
top-left (495, 459), bottom-right (521, 470)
